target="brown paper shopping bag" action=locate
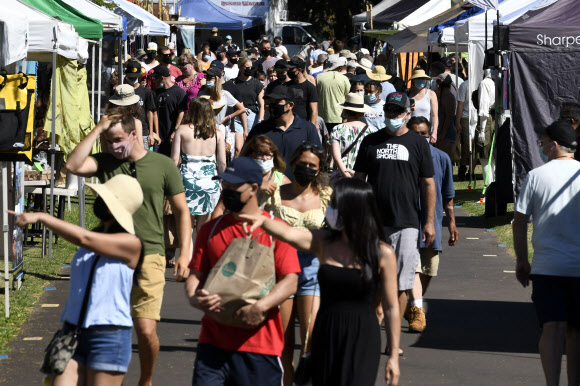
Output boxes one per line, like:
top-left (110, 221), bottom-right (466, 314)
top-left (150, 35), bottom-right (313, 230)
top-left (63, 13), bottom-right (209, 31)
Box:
top-left (203, 222), bottom-right (276, 328)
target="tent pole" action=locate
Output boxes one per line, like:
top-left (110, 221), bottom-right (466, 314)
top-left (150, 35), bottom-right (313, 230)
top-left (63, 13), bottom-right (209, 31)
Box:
top-left (484, 8), bottom-right (488, 67)
top-left (118, 33), bottom-right (123, 85)
top-left (91, 43), bottom-right (95, 121)
top-left (455, 42), bottom-right (459, 87)
top-left (48, 51), bottom-right (57, 259)
top-left (98, 40), bottom-right (103, 120)
top-left (241, 22), bottom-right (245, 50)
top-left (3, 162), bottom-right (9, 317)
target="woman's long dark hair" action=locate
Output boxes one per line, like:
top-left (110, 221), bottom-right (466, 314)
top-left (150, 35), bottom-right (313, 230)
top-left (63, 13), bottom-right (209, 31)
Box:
top-left (327, 178), bottom-right (386, 286)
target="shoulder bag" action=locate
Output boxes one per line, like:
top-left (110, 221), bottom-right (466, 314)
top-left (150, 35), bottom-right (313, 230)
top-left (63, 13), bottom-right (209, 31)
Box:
top-left (40, 255), bottom-right (102, 375)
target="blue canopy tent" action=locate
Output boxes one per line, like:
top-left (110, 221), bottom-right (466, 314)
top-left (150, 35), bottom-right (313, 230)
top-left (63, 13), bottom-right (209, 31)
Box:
top-left (179, 0), bottom-right (264, 30)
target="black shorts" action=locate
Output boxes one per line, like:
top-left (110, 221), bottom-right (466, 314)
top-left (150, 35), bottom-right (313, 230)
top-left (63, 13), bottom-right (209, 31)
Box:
top-left (531, 274), bottom-right (580, 328)
top-left (192, 344), bottom-right (282, 386)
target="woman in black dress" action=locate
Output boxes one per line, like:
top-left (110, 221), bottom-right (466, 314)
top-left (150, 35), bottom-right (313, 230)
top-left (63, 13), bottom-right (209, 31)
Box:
top-left (240, 178), bottom-right (400, 386)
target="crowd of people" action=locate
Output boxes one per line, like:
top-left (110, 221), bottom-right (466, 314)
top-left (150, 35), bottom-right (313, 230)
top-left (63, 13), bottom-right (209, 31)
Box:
top-left (9, 28), bottom-right (580, 386)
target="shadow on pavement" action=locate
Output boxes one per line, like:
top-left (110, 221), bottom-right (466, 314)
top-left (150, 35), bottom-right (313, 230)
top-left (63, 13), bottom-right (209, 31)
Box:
top-left (160, 318), bottom-right (201, 325)
top-left (412, 299), bottom-right (540, 353)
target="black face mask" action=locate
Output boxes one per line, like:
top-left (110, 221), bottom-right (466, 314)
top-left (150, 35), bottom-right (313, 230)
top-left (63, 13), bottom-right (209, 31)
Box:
top-left (161, 54), bottom-right (172, 64)
top-left (287, 70), bottom-right (298, 80)
top-left (269, 103), bottom-right (288, 119)
top-left (244, 68), bottom-right (252, 77)
top-left (230, 58), bottom-right (238, 65)
top-left (293, 164), bottom-right (318, 186)
top-left (261, 48), bottom-right (271, 57)
top-left (222, 189), bottom-right (247, 213)
top-left (277, 73), bottom-right (287, 82)
top-left (146, 51), bottom-right (157, 60)
top-left (93, 196), bottom-right (114, 223)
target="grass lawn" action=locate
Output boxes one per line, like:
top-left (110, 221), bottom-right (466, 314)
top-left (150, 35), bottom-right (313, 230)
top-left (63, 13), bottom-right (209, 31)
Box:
top-left (0, 190), bottom-right (98, 354)
top-left (453, 166), bottom-right (533, 261)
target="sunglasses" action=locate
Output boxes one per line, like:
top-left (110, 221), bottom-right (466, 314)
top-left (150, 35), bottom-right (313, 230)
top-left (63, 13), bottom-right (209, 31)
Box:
top-left (299, 141), bottom-right (324, 156)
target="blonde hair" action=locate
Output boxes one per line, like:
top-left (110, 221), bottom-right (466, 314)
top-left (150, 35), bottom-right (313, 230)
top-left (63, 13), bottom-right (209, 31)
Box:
top-left (183, 98), bottom-right (217, 140)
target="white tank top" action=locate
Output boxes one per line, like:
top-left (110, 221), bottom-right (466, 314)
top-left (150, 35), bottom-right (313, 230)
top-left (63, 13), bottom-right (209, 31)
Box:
top-left (411, 90), bottom-right (431, 121)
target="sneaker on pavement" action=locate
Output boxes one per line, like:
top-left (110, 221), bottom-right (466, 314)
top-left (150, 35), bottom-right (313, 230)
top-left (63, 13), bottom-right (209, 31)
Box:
top-left (408, 306), bottom-right (426, 333)
top-left (403, 302), bottom-right (412, 322)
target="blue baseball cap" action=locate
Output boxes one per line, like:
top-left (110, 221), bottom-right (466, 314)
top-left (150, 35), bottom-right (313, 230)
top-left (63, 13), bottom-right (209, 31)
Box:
top-left (210, 60), bottom-right (225, 70)
top-left (212, 157), bottom-right (263, 185)
top-left (226, 35), bottom-right (232, 40)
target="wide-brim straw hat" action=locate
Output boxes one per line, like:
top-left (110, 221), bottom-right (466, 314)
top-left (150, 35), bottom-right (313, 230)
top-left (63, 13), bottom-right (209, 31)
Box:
top-left (410, 69), bottom-right (431, 80)
top-left (367, 65), bottom-right (391, 82)
top-left (199, 95), bottom-right (225, 114)
top-left (338, 93), bottom-right (372, 113)
top-left (87, 174), bottom-right (143, 234)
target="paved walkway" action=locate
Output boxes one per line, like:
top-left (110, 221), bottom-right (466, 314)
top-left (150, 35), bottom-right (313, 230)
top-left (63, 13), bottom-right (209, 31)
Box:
top-left (0, 208), bottom-right (561, 385)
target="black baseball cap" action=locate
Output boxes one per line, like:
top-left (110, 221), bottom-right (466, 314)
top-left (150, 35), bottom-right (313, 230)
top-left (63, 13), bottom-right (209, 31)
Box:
top-left (273, 59), bottom-right (295, 71)
top-left (152, 65), bottom-right (170, 77)
top-left (265, 85), bottom-right (294, 102)
top-left (125, 60), bottom-right (143, 79)
top-left (290, 57), bottom-right (306, 70)
top-left (216, 46), bottom-right (227, 53)
top-left (205, 66), bottom-right (222, 79)
top-left (212, 157), bottom-right (263, 185)
top-left (385, 92), bottom-right (410, 109)
top-left (536, 121), bottom-right (578, 149)
top-left (210, 60), bottom-right (225, 70)
top-left (227, 48), bottom-right (240, 56)
top-left (246, 47), bottom-right (258, 55)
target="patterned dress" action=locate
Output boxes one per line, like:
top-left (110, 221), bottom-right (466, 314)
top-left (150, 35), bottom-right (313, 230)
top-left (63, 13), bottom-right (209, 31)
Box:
top-left (180, 153), bottom-right (220, 215)
top-left (328, 123), bottom-right (379, 179)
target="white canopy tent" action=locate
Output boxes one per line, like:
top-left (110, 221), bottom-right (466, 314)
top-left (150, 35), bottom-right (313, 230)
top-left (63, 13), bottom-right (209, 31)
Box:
top-left (353, 0), bottom-right (402, 25)
top-left (111, 0), bottom-right (170, 36)
top-left (396, 0), bottom-right (452, 30)
top-left (111, 2), bottom-right (149, 35)
top-left (0, 11), bottom-right (28, 67)
top-left (61, 0), bottom-right (124, 34)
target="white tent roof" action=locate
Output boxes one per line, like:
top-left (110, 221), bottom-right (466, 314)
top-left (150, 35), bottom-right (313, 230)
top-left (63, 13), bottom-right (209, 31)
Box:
top-left (9, 0), bottom-right (80, 61)
top-left (353, 0), bottom-right (402, 24)
top-left (111, 0), bottom-right (169, 36)
top-left (61, 0), bottom-right (124, 34)
top-left (397, 0), bottom-right (452, 29)
top-left (0, 10), bottom-right (28, 67)
top-left (454, 0), bottom-right (555, 45)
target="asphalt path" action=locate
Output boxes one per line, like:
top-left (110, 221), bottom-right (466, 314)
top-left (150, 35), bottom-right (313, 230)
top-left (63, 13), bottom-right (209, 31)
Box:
top-left (0, 208), bottom-right (559, 385)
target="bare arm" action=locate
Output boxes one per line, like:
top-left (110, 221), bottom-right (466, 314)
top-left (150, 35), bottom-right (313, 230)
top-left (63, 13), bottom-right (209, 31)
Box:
top-left (147, 111), bottom-right (155, 147)
top-left (170, 127), bottom-right (183, 166)
top-left (309, 102), bottom-right (318, 127)
top-left (153, 111), bottom-right (160, 145)
top-left (456, 101), bottom-right (464, 134)
top-left (257, 89), bottom-right (265, 121)
top-left (185, 270), bottom-right (222, 313)
top-left (330, 141), bottom-right (352, 178)
top-left (513, 211), bottom-right (531, 287)
top-left (8, 211), bottom-right (141, 268)
top-left (430, 91), bottom-right (439, 143)
top-left (175, 111), bottom-right (185, 130)
top-left (379, 242), bottom-right (400, 385)
top-left (443, 198), bottom-right (458, 246)
top-left (216, 130), bottom-right (227, 174)
top-left (420, 177), bottom-right (436, 247)
top-left (168, 192), bottom-right (193, 281)
top-left (65, 115), bottom-right (115, 177)
top-left (135, 118), bottom-right (144, 149)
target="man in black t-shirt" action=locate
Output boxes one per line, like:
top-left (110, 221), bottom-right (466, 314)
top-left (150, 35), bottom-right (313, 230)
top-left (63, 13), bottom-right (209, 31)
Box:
top-left (264, 59), bottom-right (294, 94)
top-left (288, 56), bottom-right (319, 127)
top-left (125, 60), bottom-right (159, 149)
top-left (208, 27), bottom-right (224, 53)
top-left (354, 92), bottom-right (436, 332)
top-left (152, 66), bottom-right (187, 157)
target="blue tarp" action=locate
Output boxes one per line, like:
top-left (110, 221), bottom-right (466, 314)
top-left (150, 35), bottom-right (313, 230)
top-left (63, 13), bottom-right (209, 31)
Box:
top-left (429, 0), bottom-right (506, 33)
top-left (178, 0), bottom-right (264, 30)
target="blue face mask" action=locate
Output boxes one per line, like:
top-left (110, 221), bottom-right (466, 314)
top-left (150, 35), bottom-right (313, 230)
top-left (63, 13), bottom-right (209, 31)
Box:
top-left (539, 144), bottom-right (550, 163)
top-left (415, 79), bottom-right (427, 89)
top-left (204, 55), bottom-right (212, 61)
top-left (364, 94), bottom-right (377, 104)
top-left (385, 117), bottom-right (405, 133)
top-left (206, 81), bottom-right (215, 88)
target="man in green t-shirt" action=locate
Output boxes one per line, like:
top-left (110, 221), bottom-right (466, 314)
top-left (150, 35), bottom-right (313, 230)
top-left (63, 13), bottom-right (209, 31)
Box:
top-left (65, 114), bottom-right (192, 386)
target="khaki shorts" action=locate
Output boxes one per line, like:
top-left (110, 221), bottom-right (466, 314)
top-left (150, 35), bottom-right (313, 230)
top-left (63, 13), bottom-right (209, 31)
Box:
top-left (416, 248), bottom-right (440, 277)
top-left (131, 253), bottom-right (166, 321)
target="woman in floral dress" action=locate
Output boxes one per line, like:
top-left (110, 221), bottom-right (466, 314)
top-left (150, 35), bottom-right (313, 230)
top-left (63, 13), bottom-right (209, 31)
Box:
top-left (171, 98), bottom-right (227, 232)
top-left (329, 92), bottom-right (374, 180)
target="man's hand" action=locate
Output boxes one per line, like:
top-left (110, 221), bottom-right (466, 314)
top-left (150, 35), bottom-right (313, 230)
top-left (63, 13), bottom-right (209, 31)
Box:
top-left (235, 303), bottom-right (266, 327)
top-left (192, 289), bottom-right (221, 312)
top-left (422, 221), bottom-right (436, 247)
top-left (174, 255), bottom-right (190, 282)
top-left (95, 115), bottom-right (119, 133)
top-left (7, 210), bottom-right (43, 228)
top-left (516, 259), bottom-right (531, 288)
top-left (448, 223), bottom-right (459, 246)
top-left (385, 356), bottom-right (400, 385)
top-left (261, 180), bottom-right (278, 196)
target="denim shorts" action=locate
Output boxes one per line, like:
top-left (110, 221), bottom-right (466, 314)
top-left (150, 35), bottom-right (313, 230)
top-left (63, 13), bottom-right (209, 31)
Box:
top-left (291, 251), bottom-right (320, 298)
top-left (65, 323), bottom-right (133, 373)
top-left (234, 109), bottom-right (258, 134)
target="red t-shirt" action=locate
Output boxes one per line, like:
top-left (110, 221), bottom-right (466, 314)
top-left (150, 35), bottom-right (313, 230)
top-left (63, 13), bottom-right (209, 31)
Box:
top-left (189, 211), bottom-right (300, 356)
top-left (146, 65), bottom-right (182, 89)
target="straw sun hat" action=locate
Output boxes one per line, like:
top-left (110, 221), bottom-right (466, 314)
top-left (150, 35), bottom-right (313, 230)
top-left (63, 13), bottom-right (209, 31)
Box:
top-left (366, 65), bottom-right (392, 82)
top-left (199, 95), bottom-right (225, 114)
top-left (87, 175), bottom-right (143, 234)
top-left (337, 93), bottom-right (372, 113)
top-left (410, 69), bottom-right (431, 80)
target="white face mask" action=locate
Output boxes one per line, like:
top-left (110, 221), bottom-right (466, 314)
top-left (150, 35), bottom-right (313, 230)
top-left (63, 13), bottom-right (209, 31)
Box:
top-left (325, 205), bottom-right (343, 230)
top-left (255, 159), bottom-right (274, 173)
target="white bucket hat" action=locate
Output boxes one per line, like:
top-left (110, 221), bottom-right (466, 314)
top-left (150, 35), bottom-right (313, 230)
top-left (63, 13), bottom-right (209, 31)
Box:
top-left (87, 175), bottom-right (143, 234)
top-left (108, 84), bottom-right (141, 106)
top-left (358, 58), bottom-right (373, 72)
